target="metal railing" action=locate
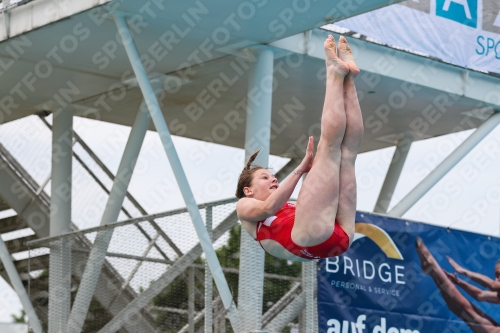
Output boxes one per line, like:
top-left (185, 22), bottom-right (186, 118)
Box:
top-left (27, 196), bottom-right (304, 332)
top-left (1, 115), bottom-right (306, 332)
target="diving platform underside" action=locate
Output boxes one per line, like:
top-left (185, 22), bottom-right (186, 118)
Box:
top-left (1, 0), bottom-right (499, 157)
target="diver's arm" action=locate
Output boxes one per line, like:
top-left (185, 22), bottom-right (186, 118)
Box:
top-left (237, 137), bottom-right (313, 221)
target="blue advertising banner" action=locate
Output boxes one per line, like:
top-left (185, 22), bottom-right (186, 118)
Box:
top-left (317, 211), bottom-right (500, 333)
top-left (335, 0), bottom-right (500, 75)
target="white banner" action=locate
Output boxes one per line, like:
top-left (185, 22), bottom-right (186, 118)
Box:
top-left (336, 0), bottom-right (500, 74)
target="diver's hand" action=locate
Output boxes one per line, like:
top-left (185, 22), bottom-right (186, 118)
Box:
top-left (447, 256), bottom-right (467, 276)
top-left (445, 271), bottom-right (459, 284)
top-left (296, 136), bottom-right (314, 174)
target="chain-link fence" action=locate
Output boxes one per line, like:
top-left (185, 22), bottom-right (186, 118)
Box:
top-left (0, 115), bottom-right (308, 332)
top-left (0, 115), bottom-right (121, 231)
top-left (27, 199), bottom-right (304, 333)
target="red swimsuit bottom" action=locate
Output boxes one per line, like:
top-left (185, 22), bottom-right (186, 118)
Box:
top-left (254, 203), bottom-right (350, 260)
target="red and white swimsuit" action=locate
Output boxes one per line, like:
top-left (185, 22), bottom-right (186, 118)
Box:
top-left (254, 203), bottom-right (350, 260)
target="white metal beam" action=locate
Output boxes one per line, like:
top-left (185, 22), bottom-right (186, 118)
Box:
top-left (300, 262), bottom-right (315, 332)
top-left (0, 0), bottom-right (111, 41)
top-left (49, 107), bottom-right (73, 237)
top-left (205, 206), bottom-right (213, 333)
top-left (188, 267), bottom-right (195, 333)
top-left (271, 29), bottom-right (500, 110)
top-left (67, 100), bottom-right (151, 333)
top-left (48, 106), bottom-right (73, 333)
top-left (388, 112), bottom-right (500, 217)
top-left (374, 134), bottom-right (413, 214)
top-left (70, 251), bottom-right (159, 333)
top-left (95, 159), bottom-right (299, 333)
top-left (0, 144), bottom-right (50, 237)
top-left (96, 210), bottom-right (239, 333)
top-left (238, 46), bottom-right (274, 332)
top-left (107, 15), bottom-right (241, 332)
top-left (0, 236), bottom-right (42, 333)
top-left (263, 291), bottom-right (306, 333)
top-left (0, 140), bottom-right (155, 332)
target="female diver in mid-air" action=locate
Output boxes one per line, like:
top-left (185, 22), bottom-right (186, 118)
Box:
top-left (235, 35), bottom-right (364, 262)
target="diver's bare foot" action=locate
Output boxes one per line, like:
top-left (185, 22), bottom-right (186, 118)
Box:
top-left (415, 237), bottom-right (439, 276)
top-left (338, 36), bottom-right (360, 78)
top-left (324, 34), bottom-right (349, 78)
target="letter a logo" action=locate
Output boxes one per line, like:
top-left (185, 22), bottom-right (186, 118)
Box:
top-left (436, 0), bottom-right (478, 28)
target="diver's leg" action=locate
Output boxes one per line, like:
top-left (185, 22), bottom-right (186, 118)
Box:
top-left (416, 238), bottom-right (498, 332)
top-left (332, 36), bottom-right (363, 241)
top-left (293, 35), bottom-right (349, 246)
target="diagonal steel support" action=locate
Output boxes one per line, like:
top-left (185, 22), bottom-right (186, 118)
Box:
top-left (97, 210), bottom-right (239, 333)
top-left (67, 99), bottom-right (152, 333)
top-left (96, 158), bottom-right (299, 333)
top-left (112, 12), bottom-right (241, 331)
top-left (0, 142), bottom-right (51, 237)
top-left (39, 112), bottom-right (189, 325)
top-left (39, 115), bottom-right (184, 259)
top-left (263, 291), bottom-right (307, 332)
top-left (0, 141), bottom-right (156, 332)
top-left (177, 297), bottom-right (222, 333)
top-left (262, 283), bottom-right (301, 327)
top-left (374, 133), bottom-right (413, 214)
top-left (388, 112), bottom-right (500, 217)
top-left (0, 236), bottom-right (43, 333)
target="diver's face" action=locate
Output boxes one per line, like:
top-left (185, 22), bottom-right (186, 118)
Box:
top-left (495, 263), bottom-right (500, 281)
top-left (244, 169), bottom-right (278, 200)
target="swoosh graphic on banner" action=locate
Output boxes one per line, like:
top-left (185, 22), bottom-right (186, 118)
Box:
top-left (354, 223), bottom-right (404, 260)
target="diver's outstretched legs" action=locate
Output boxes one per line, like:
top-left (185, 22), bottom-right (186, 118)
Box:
top-left (293, 35), bottom-right (350, 246)
top-left (334, 36), bottom-right (363, 242)
top-left (415, 237), bottom-right (499, 332)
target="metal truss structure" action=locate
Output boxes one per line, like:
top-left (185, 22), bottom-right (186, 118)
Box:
top-left (0, 0), bottom-right (499, 332)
